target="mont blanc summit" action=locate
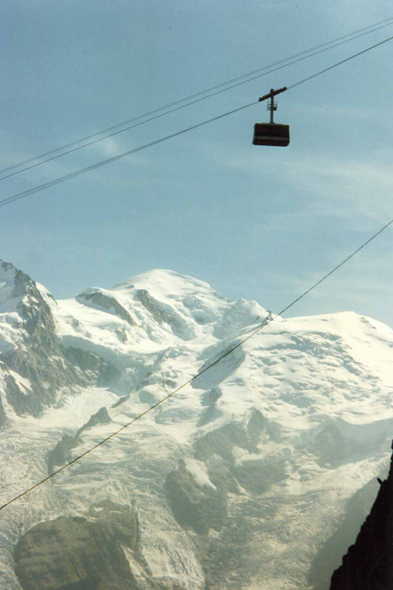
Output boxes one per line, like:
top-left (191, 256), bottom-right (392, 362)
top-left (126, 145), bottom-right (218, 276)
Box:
top-left (0, 259), bottom-right (393, 590)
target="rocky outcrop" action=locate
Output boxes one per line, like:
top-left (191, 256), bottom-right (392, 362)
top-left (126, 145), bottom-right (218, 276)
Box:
top-left (308, 475), bottom-right (384, 589)
top-left (330, 446), bottom-right (393, 590)
top-left (165, 459), bottom-right (228, 535)
top-left (14, 513), bottom-right (140, 590)
top-left (0, 395), bottom-right (6, 427)
top-left (47, 432), bottom-right (80, 474)
top-left (136, 288), bottom-right (195, 340)
top-left (0, 261), bottom-right (123, 418)
top-left (77, 290), bottom-right (137, 326)
top-left (77, 406), bottom-right (111, 435)
top-left (0, 261), bottom-right (89, 416)
top-left (65, 347), bottom-right (121, 387)
top-left (47, 408), bottom-right (111, 473)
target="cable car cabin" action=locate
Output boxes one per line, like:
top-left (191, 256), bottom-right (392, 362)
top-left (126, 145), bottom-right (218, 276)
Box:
top-left (253, 123), bottom-right (290, 147)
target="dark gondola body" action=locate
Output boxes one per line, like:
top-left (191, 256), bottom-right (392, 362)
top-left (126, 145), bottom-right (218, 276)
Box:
top-left (253, 123), bottom-right (290, 147)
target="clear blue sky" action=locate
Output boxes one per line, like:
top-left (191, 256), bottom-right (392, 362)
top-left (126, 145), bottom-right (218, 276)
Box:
top-left (1, 0), bottom-right (393, 327)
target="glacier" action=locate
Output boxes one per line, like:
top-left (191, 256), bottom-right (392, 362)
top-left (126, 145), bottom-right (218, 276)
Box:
top-left (0, 260), bottom-right (392, 589)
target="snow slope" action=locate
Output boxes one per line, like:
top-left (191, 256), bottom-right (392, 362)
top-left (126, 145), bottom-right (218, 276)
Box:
top-left (0, 261), bottom-right (392, 590)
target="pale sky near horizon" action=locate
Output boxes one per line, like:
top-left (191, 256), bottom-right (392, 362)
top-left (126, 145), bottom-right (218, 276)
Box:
top-left (1, 0), bottom-right (393, 328)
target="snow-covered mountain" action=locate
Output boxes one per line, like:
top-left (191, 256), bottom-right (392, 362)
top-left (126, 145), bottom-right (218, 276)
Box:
top-left (0, 259), bottom-right (392, 590)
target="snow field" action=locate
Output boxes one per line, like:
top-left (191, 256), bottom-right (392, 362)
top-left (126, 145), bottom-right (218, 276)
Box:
top-left (1, 267), bottom-right (393, 589)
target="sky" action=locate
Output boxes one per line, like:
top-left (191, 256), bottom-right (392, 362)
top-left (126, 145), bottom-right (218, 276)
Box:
top-left (1, 0), bottom-right (393, 328)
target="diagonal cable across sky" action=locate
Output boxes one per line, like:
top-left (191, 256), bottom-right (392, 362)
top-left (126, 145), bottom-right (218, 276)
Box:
top-left (1, 32), bottom-right (393, 209)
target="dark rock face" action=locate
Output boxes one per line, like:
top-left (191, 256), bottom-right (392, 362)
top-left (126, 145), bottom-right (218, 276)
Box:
top-left (136, 288), bottom-right (195, 340)
top-left (77, 407), bottom-right (111, 435)
top-left (136, 289), bottom-right (172, 326)
top-left (0, 261), bottom-right (122, 419)
top-left (0, 261), bottom-right (89, 417)
top-left (197, 387), bottom-right (222, 427)
top-left (14, 515), bottom-right (139, 590)
top-left (65, 347), bottom-right (121, 388)
top-left (77, 290), bottom-right (137, 326)
top-left (308, 475), bottom-right (384, 590)
top-left (330, 451), bottom-right (393, 590)
top-left (47, 432), bottom-right (80, 474)
top-left (87, 500), bottom-right (139, 550)
top-left (0, 394), bottom-right (6, 427)
top-left (164, 413), bottom-right (284, 589)
top-left (165, 459), bottom-right (228, 535)
top-left (47, 408), bottom-right (111, 473)
top-left (194, 410), bottom-right (274, 463)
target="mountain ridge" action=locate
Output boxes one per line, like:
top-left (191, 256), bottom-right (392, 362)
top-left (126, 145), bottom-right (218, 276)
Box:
top-left (0, 259), bottom-right (392, 589)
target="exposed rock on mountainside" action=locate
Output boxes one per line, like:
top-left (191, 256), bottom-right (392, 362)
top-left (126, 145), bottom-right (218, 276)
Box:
top-left (0, 261), bottom-right (119, 418)
top-left (0, 260), bottom-right (393, 590)
top-left (166, 458), bottom-right (228, 535)
top-left (330, 447), bottom-right (393, 590)
top-left (14, 513), bottom-right (140, 590)
top-left (308, 473), bottom-right (387, 589)
top-left (77, 289), bottom-right (138, 326)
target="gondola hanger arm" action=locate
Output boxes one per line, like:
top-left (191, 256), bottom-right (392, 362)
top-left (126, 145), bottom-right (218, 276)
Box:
top-left (258, 86), bottom-right (288, 102)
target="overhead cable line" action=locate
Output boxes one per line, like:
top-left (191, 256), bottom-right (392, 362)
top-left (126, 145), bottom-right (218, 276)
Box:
top-left (1, 214), bottom-right (392, 513)
top-left (0, 100), bottom-right (258, 208)
top-left (2, 33), bottom-right (393, 210)
top-left (1, 17), bottom-right (393, 181)
top-left (288, 32), bottom-right (393, 89)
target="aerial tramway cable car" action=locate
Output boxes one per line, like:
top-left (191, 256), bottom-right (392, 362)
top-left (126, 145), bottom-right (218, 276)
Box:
top-left (253, 88), bottom-right (290, 147)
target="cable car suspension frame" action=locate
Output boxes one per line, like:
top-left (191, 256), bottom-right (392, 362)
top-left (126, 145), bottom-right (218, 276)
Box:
top-left (253, 86), bottom-right (290, 147)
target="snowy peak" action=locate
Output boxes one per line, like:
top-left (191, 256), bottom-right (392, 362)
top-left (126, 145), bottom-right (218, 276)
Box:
top-left (1, 260), bottom-right (393, 590)
top-left (0, 260), bottom-right (38, 313)
top-left (113, 268), bottom-right (217, 298)
top-left (0, 261), bottom-right (91, 418)
top-left (56, 269), bottom-right (269, 358)
top-left (0, 260), bottom-right (57, 359)
top-left (0, 261), bottom-right (21, 310)
top-left (113, 268), bottom-right (233, 333)
top-left (76, 269), bottom-right (268, 343)
top-left (0, 259), bottom-right (58, 331)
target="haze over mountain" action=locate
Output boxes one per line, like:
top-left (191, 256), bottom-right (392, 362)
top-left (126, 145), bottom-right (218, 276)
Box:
top-left (0, 259), bottom-right (392, 590)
